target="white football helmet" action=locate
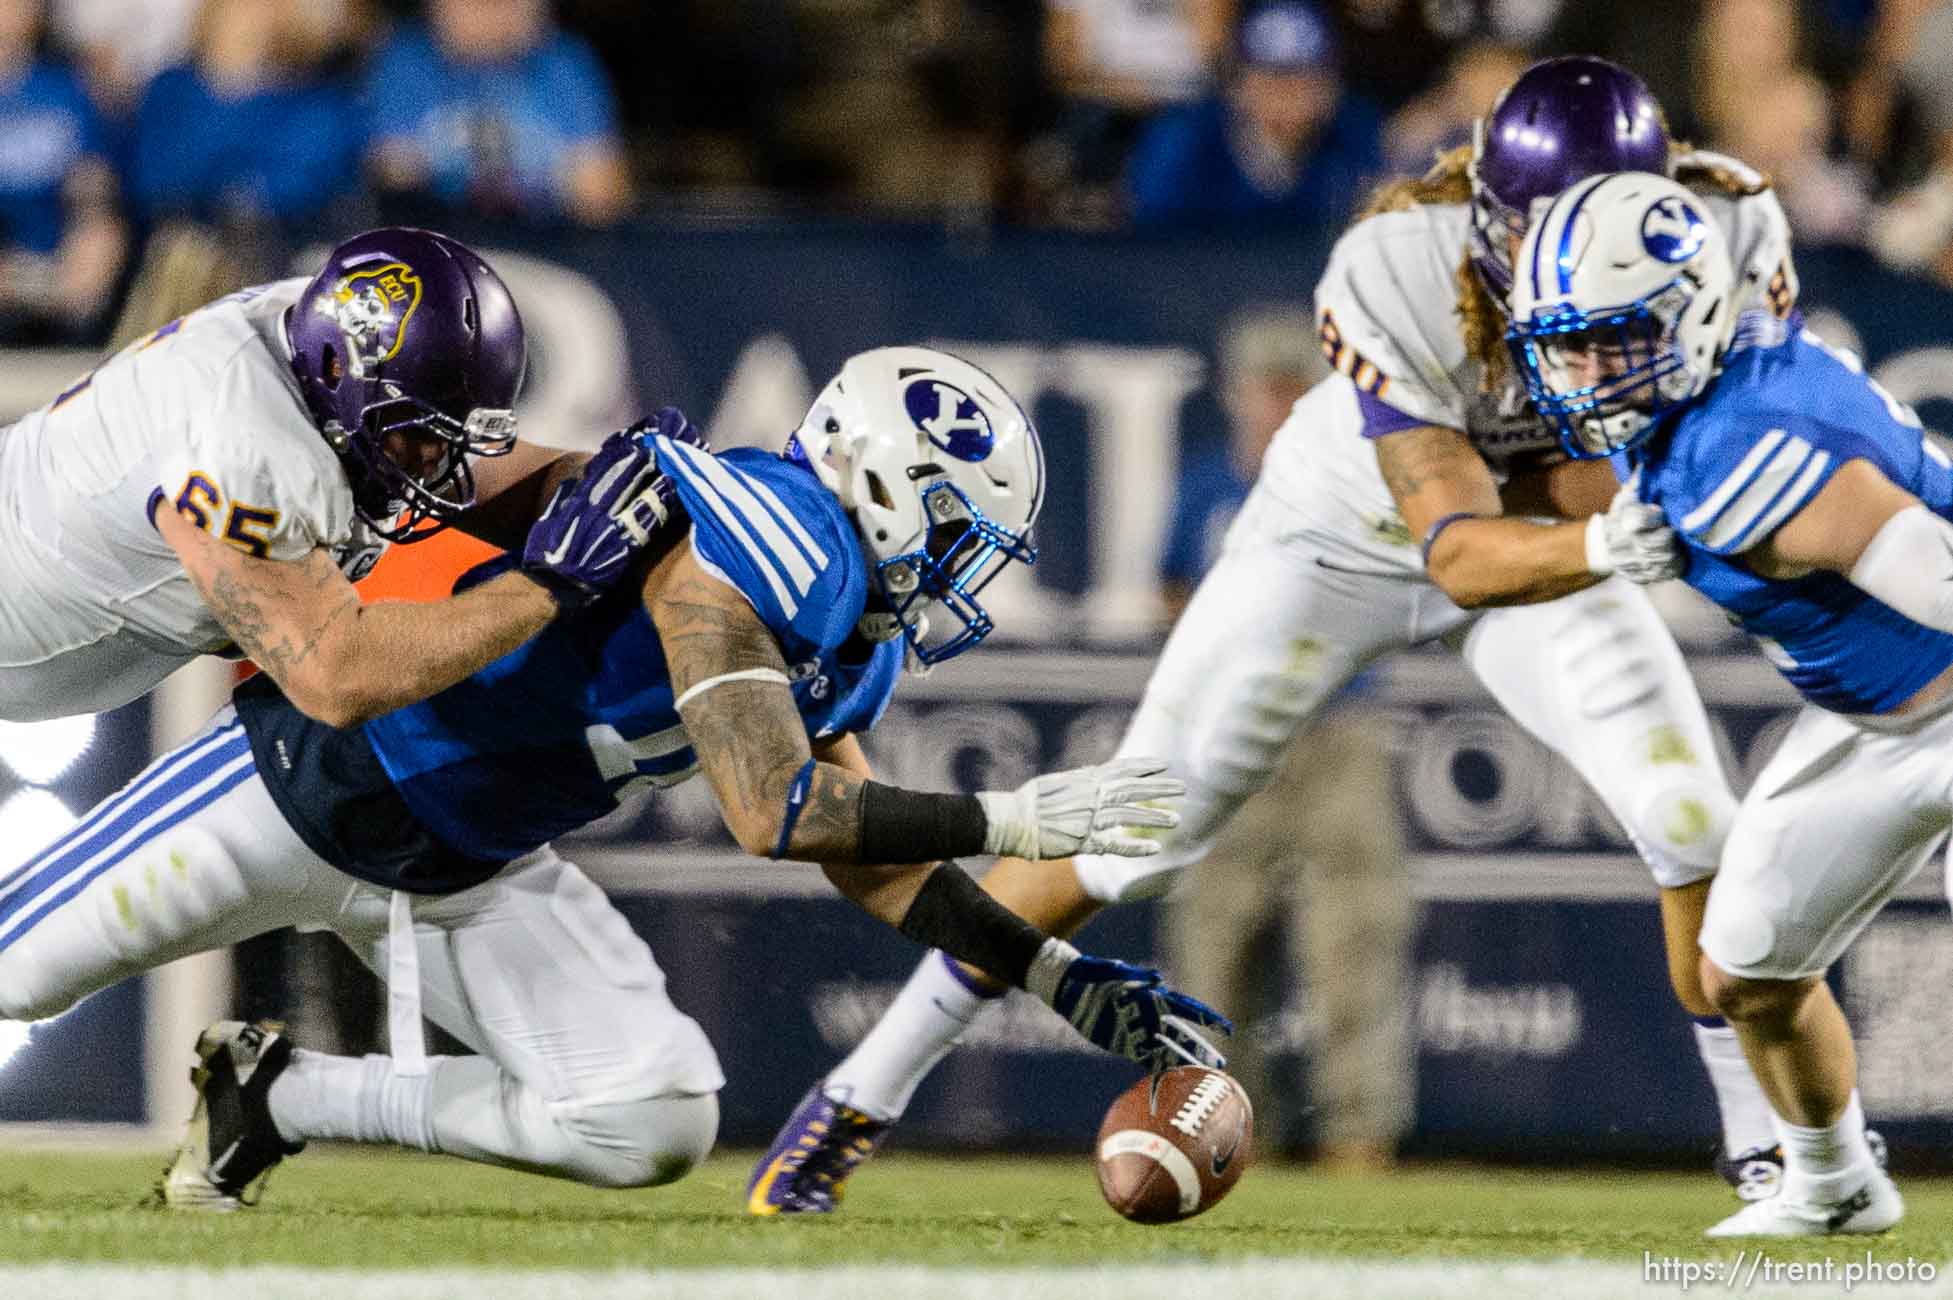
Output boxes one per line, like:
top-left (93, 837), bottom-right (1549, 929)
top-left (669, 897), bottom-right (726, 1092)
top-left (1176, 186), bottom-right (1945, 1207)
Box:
top-left (1507, 171), bottom-right (1738, 457)
top-left (787, 346), bottom-right (1044, 666)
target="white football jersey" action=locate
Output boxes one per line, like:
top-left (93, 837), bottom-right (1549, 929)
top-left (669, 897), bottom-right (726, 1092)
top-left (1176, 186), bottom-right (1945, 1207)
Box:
top-left (1258, 153), bottom-right (1798, 569)
top-left (0, 279), bottom-right (386, 721)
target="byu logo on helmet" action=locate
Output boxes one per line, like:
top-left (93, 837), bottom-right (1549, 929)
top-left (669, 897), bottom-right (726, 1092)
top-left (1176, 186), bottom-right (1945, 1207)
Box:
top-left (903, 379), bottom-right (994, 462)
top-left (1640, 196), bottom-right (1707, 264)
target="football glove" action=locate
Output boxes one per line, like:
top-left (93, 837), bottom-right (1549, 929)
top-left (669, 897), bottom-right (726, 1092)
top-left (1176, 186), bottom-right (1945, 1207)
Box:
top-left (617, 406), bottom-right (707, 543)
top-left (1586, 483), bottom-right (1683, 584)
top-left (520, 410), bottom-right (702, 607)
top-left (1026, 939), bottom-right (1231, 1072)
top-left (975, 757), bottom-right (1183, 860)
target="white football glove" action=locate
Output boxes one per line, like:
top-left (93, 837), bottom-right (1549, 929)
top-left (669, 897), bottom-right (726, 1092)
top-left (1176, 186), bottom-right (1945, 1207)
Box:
top-left (1585, 484), bottom-right (1683, 584)
top-left (975, 757), bottom-right (1183, 860)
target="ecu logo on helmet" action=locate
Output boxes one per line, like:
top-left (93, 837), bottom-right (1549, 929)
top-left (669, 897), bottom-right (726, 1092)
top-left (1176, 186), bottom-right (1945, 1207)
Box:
top-left (903, 378), bottom-right (994, 462)
top-left (320, 262), bottom-right (423, 378)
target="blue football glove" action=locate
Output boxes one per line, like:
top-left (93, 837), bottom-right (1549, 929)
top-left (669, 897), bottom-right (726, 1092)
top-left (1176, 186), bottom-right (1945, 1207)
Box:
top-left (520, 410), bottom-right (702, 607)
top-left (1026, 939), bottom-right (1231, 1072)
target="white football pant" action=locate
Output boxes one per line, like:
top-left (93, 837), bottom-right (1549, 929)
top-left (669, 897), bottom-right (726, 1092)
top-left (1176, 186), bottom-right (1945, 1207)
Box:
top-left (0, 708), bottom-right (724, 1188)
top-left (1702, 697), bottom-right (1953, 981)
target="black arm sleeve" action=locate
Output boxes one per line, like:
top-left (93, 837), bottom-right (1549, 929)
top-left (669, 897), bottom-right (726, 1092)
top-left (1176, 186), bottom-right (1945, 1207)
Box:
top-left (895, 862), bottom-right (1048, 989)
top-left (857, 780), bottom-right (988, 865)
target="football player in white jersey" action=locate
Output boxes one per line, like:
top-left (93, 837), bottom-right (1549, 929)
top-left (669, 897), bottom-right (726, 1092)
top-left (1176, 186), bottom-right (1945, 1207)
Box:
top-left (0, 226), bottom-right (667, 727)
top-left (750, 56), bottom-right (1807, 1214)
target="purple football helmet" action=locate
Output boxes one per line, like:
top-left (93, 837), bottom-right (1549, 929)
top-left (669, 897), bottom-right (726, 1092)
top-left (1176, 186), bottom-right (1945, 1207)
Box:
top-left (284, 228), bottom-right (525, 540)
top-left (1468, 56), bottom-right (1670, 301)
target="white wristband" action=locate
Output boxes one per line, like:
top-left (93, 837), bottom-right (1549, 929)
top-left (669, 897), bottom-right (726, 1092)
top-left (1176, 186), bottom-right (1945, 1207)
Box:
top-left (672, 667), bottom-right (790, 713)
top-left (1584, 512), bottom-right (1616, 577)
top-left (974, 788), bottom-right (1033, 859)
top-left (1024, 936), bottom-right (1081, 1005)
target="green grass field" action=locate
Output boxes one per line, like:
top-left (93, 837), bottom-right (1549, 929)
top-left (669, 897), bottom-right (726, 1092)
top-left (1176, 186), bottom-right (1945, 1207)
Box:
top-left (3, 1145), bottom-right (1949, 1297)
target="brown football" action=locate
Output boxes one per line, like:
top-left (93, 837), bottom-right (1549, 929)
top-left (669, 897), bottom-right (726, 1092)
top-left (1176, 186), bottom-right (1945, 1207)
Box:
top-left (1095, 1066), bottom-right (1253, 1223)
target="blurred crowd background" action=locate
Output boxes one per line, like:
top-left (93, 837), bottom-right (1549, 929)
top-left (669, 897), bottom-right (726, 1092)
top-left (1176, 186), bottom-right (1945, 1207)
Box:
top-left (10, 0), bottom-right (1953, 352)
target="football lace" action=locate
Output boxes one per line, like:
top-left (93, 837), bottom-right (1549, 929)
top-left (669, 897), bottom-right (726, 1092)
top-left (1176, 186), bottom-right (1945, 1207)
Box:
top-left (1167, 1071), bottom-right (1232, 1139)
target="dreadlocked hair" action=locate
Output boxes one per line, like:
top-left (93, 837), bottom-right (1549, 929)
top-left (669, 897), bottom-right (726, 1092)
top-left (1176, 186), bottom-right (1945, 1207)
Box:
top-left (1670, 141), bottom-right (1773, 198)
top-left (1355, 146), bottom-right (1508, 390)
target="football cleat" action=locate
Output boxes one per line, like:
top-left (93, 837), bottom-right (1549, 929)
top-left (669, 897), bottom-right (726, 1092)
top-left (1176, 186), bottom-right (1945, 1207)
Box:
top-left (1705, 1169), bottom-right (1903, 1238)
top-left (1714, 1144), bottom-right (1785, 1203)
top-left (1714, 1127), bottom-right (1887, 1203)
top-left (746, 1084), bottom-right (891, 1215)
top-left (157, 1020), bottom-right (305, 1211)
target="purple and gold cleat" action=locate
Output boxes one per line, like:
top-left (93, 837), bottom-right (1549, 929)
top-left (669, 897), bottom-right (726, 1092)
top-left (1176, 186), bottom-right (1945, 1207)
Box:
top-left (747, 1084), bottom-right (891, 1215)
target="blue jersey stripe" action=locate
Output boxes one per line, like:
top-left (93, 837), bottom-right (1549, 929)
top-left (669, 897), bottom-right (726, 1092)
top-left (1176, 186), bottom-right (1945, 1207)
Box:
top-left (0, 759), bottom-right (256, 954)
top-left (1694, 436), bottom-right (1814, 551)
top-left (1726, 450), bottom-right (1831, 553)
top-left (0, 729), bottom-right (251, 935)
top-left (739, 467), bottom-right (831, 574)
top-left (0, 722), bottom-right (244, 908)
top-left (1680, 429), bottom-right (1788, 534)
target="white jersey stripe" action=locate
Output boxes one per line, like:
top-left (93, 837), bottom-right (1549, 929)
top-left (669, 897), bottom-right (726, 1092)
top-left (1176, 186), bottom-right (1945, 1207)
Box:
top-left (1680, 428), bottom-right (1787, 534)
top-left (739, 470), bottom-right (830, 571)
top-left (669, 442), bottom-right (819, 595)
top-left (665, 454), bottom-right (800, 617)
top-left (1697, 434), bottom-right (1815, 550)
top-left (1729, 450), bottom-right (1831, 554)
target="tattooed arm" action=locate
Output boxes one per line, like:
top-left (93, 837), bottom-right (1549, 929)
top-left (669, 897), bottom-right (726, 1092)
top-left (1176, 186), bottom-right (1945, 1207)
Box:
top-left (157, 503), bottom-right (556, 727)
top-left (809, 732), bottom-right (945, 923)
top-left (1375, 422), bottom-right (1599, 608)
top-left (644, 537), bottom-right (880, 861)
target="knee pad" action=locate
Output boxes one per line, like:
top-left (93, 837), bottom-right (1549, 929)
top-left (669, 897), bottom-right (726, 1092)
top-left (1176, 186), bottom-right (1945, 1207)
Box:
top-left (559, 1090), bottom-right (719, 1189)
top-left (1626, 777), bottom-right (1737, 889)
top-left (1552, 591), bottom-right (1668, 722)
top-left (92, 825), bottom-right (248, 960)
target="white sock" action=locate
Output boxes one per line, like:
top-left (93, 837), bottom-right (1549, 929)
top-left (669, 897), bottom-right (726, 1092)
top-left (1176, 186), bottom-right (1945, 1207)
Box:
top-left (1776, 1090), bottom-right (1874, 1204)
top-left (1693, 1018), bottom-right (1779, 1157)
top-left (823, 950), bottom-right (1001, 1121)
top-left (267, 1049), bottom-right (437, 1151)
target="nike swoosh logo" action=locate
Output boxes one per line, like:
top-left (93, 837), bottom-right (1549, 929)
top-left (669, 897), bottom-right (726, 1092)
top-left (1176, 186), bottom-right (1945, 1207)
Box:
top-left (1210, 1115), bottom-right (1245, 1177)
top-left (1825, 1186), bottom-right (1872, 1231)
top-left (542, 519), bottom-right (579, 567)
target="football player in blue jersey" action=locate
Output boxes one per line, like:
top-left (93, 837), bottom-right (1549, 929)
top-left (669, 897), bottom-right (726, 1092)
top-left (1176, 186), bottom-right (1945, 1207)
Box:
top-left (0, 346), bottom-right (1224, 1212)
top-left (1505, 172), bottom-right (1945, 1235)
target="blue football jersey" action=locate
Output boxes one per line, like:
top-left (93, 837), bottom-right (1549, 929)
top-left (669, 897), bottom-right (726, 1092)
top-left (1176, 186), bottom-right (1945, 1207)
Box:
top-left (361, 437), bottom-right (902, 865)
top-left (1628, 330), bottom-right (1953, 715)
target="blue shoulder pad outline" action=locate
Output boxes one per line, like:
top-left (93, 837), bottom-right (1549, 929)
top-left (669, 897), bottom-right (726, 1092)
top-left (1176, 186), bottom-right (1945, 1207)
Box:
top-left (654, 437), bottom-right (864, 650)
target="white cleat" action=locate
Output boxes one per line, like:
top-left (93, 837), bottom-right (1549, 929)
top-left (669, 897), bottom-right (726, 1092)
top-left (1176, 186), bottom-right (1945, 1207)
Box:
top-left (1705, 1169), bottom-right (1903, 1238)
